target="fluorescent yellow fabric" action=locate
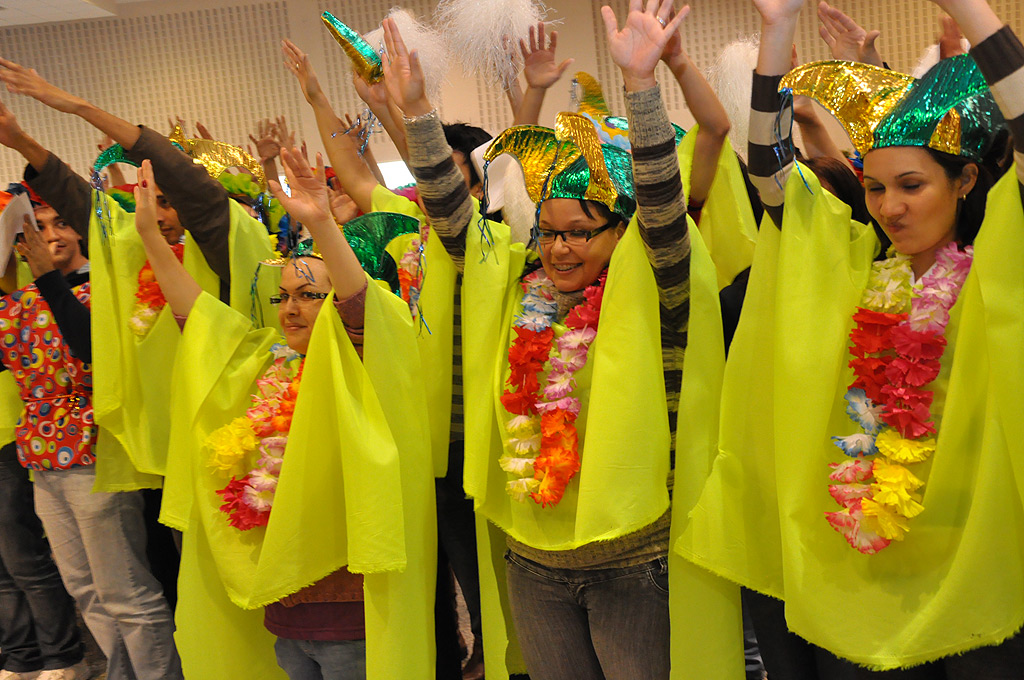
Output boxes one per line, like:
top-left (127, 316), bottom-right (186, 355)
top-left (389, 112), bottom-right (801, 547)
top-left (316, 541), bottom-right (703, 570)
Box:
top-left (372, 184), bottom-right (456, 478)
top-left (667, 224), bottom-right (744, 680)
top-left (88, 193), bottom-right (276, 490)
top-left (461, 210), bottom-right (670, 550)
top-left (677, 129), bottom-right (757, 288)
top-left (168, 282), bottom-right (435, 678)
top-left (680, 165), bottom-right (1024, 669)
top-left (0, 371), bottom-right (21, 446)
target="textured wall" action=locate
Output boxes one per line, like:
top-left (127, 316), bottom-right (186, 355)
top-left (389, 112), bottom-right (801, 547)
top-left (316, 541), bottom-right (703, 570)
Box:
top-left (0, 0), bottom-right (1021, 181)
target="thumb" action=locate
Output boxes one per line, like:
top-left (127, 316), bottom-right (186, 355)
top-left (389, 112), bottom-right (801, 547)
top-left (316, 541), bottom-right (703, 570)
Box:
top-left (556, 58), bottom-right (575, 77)
top-left (863, 30), bottom-right (880, 50)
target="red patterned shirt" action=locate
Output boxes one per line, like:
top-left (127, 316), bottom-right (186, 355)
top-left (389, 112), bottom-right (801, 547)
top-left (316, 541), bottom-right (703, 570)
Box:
top-left (0, 280), bottom-right (96, 470)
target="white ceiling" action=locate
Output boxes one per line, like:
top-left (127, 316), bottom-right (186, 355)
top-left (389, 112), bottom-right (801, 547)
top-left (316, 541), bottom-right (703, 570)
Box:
top-left (0, 0), bottom-right (117, 27)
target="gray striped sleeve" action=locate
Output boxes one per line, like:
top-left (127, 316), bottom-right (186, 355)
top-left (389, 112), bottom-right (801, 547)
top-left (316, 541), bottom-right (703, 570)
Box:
top-left (970, 25), bottom-right (1024, 188)
top-left (748, 72), bottom-right (793, 227)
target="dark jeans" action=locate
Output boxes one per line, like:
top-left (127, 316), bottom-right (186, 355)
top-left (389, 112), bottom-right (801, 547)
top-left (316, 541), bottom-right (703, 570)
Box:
top-left (0, 449), bottom-right (84, 673)
top-left (744, 587), bottom-right (1024, 680)
top-left (435, 440), bottom-right (482, 643)
top-left (505, 551), bottom-right (670, 680)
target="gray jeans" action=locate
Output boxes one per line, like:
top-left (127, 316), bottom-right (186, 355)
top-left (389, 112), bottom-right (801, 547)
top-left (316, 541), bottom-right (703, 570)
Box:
top-left (505, 551), bottom-right (670, 680)
top-left (32, 466), bottom-right (183, 680)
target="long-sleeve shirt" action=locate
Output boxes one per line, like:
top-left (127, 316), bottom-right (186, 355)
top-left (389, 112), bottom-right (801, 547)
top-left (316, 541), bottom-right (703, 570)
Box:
top-left (25, 127), bottom-right (233, 299)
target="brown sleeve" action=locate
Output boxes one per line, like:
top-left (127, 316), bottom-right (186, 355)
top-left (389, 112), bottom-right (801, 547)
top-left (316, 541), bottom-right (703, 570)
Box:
top-left (23, 153), bottom-right (93, 243)
top-left (124, 126), bottom-right (231, 284)
top-left (334, 280), bottom-right (368, 359)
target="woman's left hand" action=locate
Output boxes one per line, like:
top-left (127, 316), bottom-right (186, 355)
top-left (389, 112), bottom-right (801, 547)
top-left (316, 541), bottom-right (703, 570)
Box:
top-left (601, 0), bottom-right (690, 91)
top-left (269, 148), bottom-right (334, 233)
top-left (15, 215), bottom-right (55, 279)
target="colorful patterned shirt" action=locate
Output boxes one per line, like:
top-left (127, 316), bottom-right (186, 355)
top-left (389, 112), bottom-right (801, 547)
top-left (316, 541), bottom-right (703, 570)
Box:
top-left (0, 276), bottom-right (95, 471)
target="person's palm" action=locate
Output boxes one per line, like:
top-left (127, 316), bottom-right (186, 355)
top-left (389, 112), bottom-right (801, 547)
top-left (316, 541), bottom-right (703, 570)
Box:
top-left (605, 11), bottom-right (666, 76)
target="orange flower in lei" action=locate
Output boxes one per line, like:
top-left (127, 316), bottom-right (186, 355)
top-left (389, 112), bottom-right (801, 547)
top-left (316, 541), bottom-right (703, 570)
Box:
top-left (500, 269), bottom-right (607, 507)
top-left (129, 242), bottom-right (185, 336)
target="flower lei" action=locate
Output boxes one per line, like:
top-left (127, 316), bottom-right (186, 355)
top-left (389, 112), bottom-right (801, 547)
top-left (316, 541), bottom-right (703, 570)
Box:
top-left (499, 268), bottom-right (607, 507)
top-left (205, 344), bottom-right (303, 531)
top-left (128, 242), bottom-right (185, 337)
top-left (826, 243), bottom-right (972, 554)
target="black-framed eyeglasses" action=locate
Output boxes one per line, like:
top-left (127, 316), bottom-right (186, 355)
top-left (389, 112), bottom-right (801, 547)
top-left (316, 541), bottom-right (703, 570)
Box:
top-left (268, 291), bottom-right (330, 305)
top-left (536, 223), bottom-right (616, 247)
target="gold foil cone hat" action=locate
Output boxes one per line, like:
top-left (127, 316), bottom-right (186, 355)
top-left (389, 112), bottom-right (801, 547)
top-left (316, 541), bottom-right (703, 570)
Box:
top-left (483, 111), bottom-right (636, 221)
top-left (322, 11), bottom-right (384, 84)
top-left (781, 55), bottom-right (1005, 161)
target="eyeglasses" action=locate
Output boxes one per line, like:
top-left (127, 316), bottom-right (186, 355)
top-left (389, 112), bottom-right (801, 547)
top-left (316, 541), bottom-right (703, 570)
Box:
top-left (268, 291), bottom-right (330, 305)
top-left (536, 223), bottom-right (616, 247)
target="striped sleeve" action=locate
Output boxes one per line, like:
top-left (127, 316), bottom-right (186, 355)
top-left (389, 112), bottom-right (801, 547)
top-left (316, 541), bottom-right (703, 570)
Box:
top-left (970, 25), bottom-right (1024, 189)
top-left (748, 72), bottom-right (794, 227)
top-left (403, 111), bottom-right (472, 271)
top-left (624, 84), bottom-right (691, 459)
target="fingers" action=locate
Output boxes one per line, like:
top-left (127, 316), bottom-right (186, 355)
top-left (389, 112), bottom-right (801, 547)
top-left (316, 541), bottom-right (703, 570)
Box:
top-left (314, 152), bottom-right (325, 182)
top-left (863, 29), bottom-right (880, 49)
top-left (657, 0), bottom-right (674, 23)
top-left (549, 29), bottom-right (558, 52)
top-left (819, 25), bottom-right (836, 47)
top-left (556, 58), bottom-right (574, 77)
top-left (536, 22), bottom-right (546, 51)
top-left (645, 0), bottom-right (658, 15)
top-left (519, 38), bottom-right (530, 61)
top-left (665, 4), bottom-right (690, 34)
top-left (600, 5), bottom-right (620, 40)
top-left (529, 24), bottom-right (538, 53)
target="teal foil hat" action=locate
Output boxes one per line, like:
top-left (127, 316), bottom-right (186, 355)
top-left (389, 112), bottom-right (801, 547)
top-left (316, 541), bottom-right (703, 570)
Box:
top-left (343, 211), bottom-right (419, 293)
top-left (322, 11), bottom-right (383, 84)
top-left (781, 54), bottom-right (1006, 162)
top-left (483, 112), bottom-right (637, 223)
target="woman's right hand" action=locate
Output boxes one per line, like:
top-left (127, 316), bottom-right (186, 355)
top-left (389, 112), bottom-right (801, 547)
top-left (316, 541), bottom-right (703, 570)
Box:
top-left (381, 18), bottom-right (432, 117)
top-left (282, 39), bottom-right (327, 106)
top-left (133, 161), bottom-right (161, 241)
top-left (268, 148), bottom-right (334, 234)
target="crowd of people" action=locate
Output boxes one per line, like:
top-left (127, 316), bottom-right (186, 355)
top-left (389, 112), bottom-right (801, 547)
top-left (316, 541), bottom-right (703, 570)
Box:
top-left (0, 0), bottom-right (1022, 678)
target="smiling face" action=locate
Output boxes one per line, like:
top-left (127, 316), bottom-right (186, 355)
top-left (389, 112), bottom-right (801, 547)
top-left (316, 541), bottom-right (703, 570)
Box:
top-left (277, 257), bottom-right (331, 355)
top-left (862, 147), bottom-right (978, 274)
top-left (34, 207), bottom-right (87, 275)
top-left (536, 198), bottom-right (623, 292)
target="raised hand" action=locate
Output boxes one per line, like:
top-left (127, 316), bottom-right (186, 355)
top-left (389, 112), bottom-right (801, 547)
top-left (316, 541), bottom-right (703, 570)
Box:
top-left (381, 18), bottom-right (431, 117)
top-left (0, 58), bottom-right (87, 114)
top-left (938, 15), bottom-right (966, 59)
top-left (248, 118), bottom-right (280, 163)
top-left (328, 185), bottom-right (360, 225)
top-left (15, 215), bottom-right (54, 279)
top-left (0, 99), bottom-right (28, 150)
top-left (282, 39), bottom-right (327, 106)
top-left (194, 121), bottom-right (214, 140)
top-left (134, 160), bottom-right (162, 241)
top-left (817, 1), bottom-right (882, 66)
top-left (520, 23), bottom-right (574, 90)
top-left (268, 148), bottom-right (333, 231)
top-left (600, 0), bottom-right (690, 91)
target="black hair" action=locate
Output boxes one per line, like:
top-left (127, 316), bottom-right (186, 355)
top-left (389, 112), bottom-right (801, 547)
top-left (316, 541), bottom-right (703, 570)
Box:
top-left (443, 122), bottom-right (493, 187)
top-left (577, 199), bottom-right (623, 229)
top-left (924, 148), bottom-right (994, 247)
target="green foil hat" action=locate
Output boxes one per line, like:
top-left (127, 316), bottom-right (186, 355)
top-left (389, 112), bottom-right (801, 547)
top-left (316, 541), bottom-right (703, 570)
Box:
top-left (781, 54), bottom-right (1006, 162)
top-left (322, 11), bottom-right (383, 84)
top-left (343, 211), bottom-right (420, 293)
top-left (483, 111), bottom-right (637, 223)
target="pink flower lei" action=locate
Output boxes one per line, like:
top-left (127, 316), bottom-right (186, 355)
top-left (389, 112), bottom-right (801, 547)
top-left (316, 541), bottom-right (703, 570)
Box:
top-left (826, 244), bottom-right (972, 554)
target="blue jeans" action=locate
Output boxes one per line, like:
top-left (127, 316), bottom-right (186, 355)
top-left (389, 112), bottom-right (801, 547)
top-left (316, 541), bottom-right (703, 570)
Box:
top-left (32, 466), bottom-right (183, 680)
top-left (0, 452), bottom-right (83, 673)
top-left (505, 551), bottom-right (670, 680)
top-left (274, 638), bottom-right (366, 680)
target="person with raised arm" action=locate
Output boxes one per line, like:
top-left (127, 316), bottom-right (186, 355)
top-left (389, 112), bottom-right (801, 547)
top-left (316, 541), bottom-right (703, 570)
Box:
top-left (380, 0), bottom-right (742, 677)
top-left (679, 0), bottom-right (1024, 676)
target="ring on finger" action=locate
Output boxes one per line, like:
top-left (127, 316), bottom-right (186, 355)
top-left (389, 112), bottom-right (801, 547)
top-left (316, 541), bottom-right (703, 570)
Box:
top-left (657, 16), bottom-right (667, 27)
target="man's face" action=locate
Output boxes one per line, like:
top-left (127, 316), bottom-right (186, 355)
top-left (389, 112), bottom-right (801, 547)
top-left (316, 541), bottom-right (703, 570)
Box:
top-left (154, 183), bottom-right (185, 244)
top-left (34, 207), bottom-right (85, 274)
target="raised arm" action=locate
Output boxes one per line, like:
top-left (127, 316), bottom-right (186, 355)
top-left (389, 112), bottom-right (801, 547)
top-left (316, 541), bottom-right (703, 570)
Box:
top-left (269, 148), bottom-right (367, 302)
top-left (283, 39), bottom-right (381, 214)
top-left (816, 1), bottom-right (884, 67)
top-left (603, 0), bottom-right (691, 307)
top-left (382, 18), bottom-right (473, 270)
top-left (0, 58), bottom-right (233, 281)
top-left (659, 9), bottom-right (731, 207)
top-left (933, 0), bottom-right (1024, 187)
top-left (0, 100), bottom-right (92, 239)
top-left (791, 46), bottom-right (847, 164)
top-left (747, 0), bottom-right (805, 228)
top-left (514, 23), bottom-right (574, 126)
top-left (133, 161), bottom-right (202, 319)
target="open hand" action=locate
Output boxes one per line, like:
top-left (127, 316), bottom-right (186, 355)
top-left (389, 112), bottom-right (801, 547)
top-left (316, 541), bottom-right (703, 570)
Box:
top-left (248, 119), bottom-right (280, 162)
top-left (381, 18), bottom-right (431, 117)
top-left (938, 15), bottom-right (966, 59)
top-left (520, 23), bottom-right (574, 90)
top-left (0, 58), bottom-right (87, 114)
top-left (0, 99), bottom-right (29, 151)
top-left (817, 2), bottom-right (882, 66)
top-left (268, 148), bottom-right (333, 230)
top-left (282, 39), bottom-right (327, 106)
top-left (133, 160), bottom-right (163, 241)
top-left (601, 0), bottom-right (690, 91)
top-left (15, 215), bottom-right (55, 279)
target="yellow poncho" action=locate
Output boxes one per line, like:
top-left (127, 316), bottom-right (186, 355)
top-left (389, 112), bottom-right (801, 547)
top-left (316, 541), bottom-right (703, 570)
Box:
top-left (680, 165), bottom-right (1024, 669)
top-left (164, 283), bottom-right (436, 679)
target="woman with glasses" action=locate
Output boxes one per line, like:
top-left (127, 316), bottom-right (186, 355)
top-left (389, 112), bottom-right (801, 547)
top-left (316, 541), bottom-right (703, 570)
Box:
top-left (380, 1), bottom-right (741, 677)
top-left (134, 150), bottom-right (437, 680)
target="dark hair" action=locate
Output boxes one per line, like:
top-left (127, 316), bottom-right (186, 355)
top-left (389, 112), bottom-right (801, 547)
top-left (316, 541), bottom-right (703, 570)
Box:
top-left (443, 122), bottom-right (492, 187)
top-left (924, 148), bottom-right (994, 247)
top-left (577, 199), bottom-right (623, 229)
